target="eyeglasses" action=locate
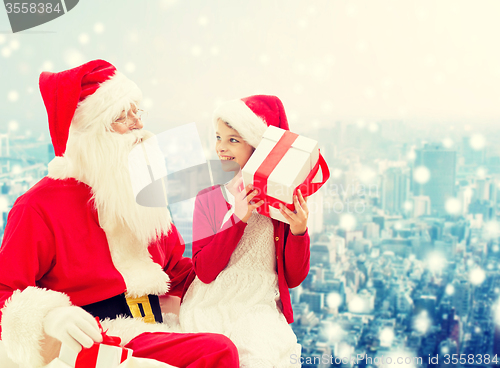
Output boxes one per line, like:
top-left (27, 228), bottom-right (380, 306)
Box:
top-left (113, 109), bottom-right (147, 127)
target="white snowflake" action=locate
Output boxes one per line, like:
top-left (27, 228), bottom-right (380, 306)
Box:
top-left (470, 134), bottom-right (486, 150)
top-left (94, 23), bottom-right (105, 34)
top-left (413, 166), bottom-right (430, 184)
top-left (7, 91), bottom-right (19, 102)
top-left (78, 33), bottom-right (89, 45)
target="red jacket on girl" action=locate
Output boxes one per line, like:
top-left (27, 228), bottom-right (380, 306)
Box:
top-left (182, 185), bottom-right (310, 323)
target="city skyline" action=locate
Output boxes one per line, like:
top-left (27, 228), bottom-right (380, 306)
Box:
top-left (1, 116), bottom-right (499, 366)
top-left (2, 1), bottom-right (500, 366)
top-left (4, 0), bottom-right (500, 137)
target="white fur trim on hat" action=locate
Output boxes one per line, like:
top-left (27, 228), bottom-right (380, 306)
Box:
top-left (47, 156), bottom-right (75, 181)
top-left (1, 287), bottom-right (72, 368)
top-left (213, 99), bottom-right (268, 148)
top-left (72, 71), bottom-right (143, 133)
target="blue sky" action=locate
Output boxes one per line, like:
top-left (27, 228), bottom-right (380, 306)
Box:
top-left (2, 0), bottom-right (500, 138)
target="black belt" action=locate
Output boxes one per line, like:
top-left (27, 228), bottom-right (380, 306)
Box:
top-left (81, 293), bottom-right (162, 324)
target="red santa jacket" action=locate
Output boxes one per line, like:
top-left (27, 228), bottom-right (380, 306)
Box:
top-left (0, 177), bottom-right (192, 367)
top-left (182, 185), bottom-right (310, 324)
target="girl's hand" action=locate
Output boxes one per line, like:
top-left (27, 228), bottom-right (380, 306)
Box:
top-left (230, 177), bottom-right (264, 223)
top-left (279, 189), bottom-right (309, 235)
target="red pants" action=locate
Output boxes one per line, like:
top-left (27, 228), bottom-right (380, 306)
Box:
top-left (125, 331), bottom-right (239, 368)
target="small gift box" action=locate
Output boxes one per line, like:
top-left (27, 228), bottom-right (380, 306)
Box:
top-left (59, 318), bottom-right (132, 368)
top-left (242, 126), bottom-right (330, 223)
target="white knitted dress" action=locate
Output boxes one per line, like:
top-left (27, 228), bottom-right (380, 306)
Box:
top-left (179, 209), bottom-right (301, 368)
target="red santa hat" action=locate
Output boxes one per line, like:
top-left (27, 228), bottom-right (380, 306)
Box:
top-left (213, 95), bottom-right (290, 148)
top-left (39, 59), bottom-right (142, 156)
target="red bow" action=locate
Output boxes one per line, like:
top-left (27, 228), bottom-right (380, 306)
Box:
top-left (95, 317), bottom-right (122, 346)
top-left (74, 317), bottom-right (127, 367)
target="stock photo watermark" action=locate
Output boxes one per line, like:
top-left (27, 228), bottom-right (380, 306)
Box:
top-left (3, 0), bottom-right (79, 33)
top-left (290, 353), bottom-right (424, 366)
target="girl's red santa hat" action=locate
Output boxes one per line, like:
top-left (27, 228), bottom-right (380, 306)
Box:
top-left (213, 95), bottom-right (290, 148)
top-left (39, 59), bottom-right (142, 156)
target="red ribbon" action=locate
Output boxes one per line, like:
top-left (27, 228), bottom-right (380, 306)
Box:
top-left (96, 318), bottom-right (122, 346)
top-left (252, 131), bottom-right (331, 219)
top-left (74, 318), bottom-right (127, 368)
top-left (253, 130), bottom-right (299, 217)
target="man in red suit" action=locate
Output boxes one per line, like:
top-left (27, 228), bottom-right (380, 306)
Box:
top-left (0, 60), bottom-right (239, 368)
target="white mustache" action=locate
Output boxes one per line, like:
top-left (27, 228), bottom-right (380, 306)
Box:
top-left (124, 129), bottom-right (151, 147)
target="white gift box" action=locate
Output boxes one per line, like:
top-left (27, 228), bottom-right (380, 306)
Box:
top-left (48, 356), bottom-right (178, 368)
top-left (242, 126), bottom-right (323, 223)
top-left (59, 342), bottom-right (133, 368)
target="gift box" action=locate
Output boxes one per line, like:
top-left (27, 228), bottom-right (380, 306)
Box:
top-left (59, 319), bottom-right (132, 368)
top-left (242, 126), bottom-right (330, 223)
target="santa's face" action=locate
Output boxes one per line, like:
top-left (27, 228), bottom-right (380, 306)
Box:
top-left (215, 119), bottom-right (254, 170)
top-left (110, 103), bottom-right (144, 135)
top-left (63, 116), bottom-right (170, 243)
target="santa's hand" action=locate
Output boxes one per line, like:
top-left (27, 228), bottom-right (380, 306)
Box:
top-left (43, 306), bottom-right (103, 352)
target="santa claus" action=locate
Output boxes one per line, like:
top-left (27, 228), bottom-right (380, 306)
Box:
top-left (0, 60), bottom-right (239, 368)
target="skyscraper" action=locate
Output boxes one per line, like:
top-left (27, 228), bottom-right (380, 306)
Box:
top-left (310, 241), bottom-right (336, 266)
top-left (462, 136), bottom-right (485, 166)
top-left (381, 167), bottom-right (410, 215)
top-left (411, 195), bottom-right (431, 218)
top-left (452, 278), bottom-right (471, 318)
top-left (413, 144), bottom-right (456, 216)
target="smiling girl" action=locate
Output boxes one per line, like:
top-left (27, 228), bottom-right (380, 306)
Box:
top-left (179, 95), bottom-right (310, 368)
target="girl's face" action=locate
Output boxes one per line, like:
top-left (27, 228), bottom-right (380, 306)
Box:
top-left (215, 119), bottom-right (254, 169)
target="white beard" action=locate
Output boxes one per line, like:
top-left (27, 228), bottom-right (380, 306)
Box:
top-left (53, 128), bottom-right (172, 245)
top-left (48, 128), bottom-right (174, 297)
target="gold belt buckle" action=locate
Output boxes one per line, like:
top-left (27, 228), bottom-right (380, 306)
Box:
top-left (125, 295), bottom-right (156, 324)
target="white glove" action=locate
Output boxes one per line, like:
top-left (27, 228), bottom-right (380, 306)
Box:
top-left (43, 306), bottom-right (103, 352)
